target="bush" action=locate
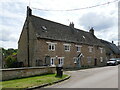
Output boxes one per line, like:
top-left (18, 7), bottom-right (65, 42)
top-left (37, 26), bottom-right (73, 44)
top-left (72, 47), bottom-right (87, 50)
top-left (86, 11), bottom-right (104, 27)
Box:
top-left (5, 55), bottom-right (17, 68)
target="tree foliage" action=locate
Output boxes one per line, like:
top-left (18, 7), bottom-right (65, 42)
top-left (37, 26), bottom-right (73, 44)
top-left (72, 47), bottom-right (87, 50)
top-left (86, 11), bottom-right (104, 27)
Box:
top-left (5, 55), bottom-right (17, 68)
top-left (2, 48), bottom-right (18, 68)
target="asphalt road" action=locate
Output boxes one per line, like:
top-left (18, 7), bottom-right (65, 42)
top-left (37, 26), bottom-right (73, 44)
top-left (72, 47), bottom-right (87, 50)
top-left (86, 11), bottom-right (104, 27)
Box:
top-left (45, 66), bottom-right (118, 88)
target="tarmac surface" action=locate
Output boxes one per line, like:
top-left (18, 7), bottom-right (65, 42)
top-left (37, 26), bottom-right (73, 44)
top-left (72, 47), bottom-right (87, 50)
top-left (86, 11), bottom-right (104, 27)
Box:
top-left (45, 65), bottom-right (118, 88)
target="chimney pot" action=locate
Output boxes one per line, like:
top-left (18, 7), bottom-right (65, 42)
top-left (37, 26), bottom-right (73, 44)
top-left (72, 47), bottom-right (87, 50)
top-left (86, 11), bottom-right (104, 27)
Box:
top-left (89, 27), bottom-right (94, 35)
top-left (112, 41), bottom-right (114, 44)
top-left (27, 6), bottom-right (32, 17)
top-left (69, 22), bottom-right (74, 28)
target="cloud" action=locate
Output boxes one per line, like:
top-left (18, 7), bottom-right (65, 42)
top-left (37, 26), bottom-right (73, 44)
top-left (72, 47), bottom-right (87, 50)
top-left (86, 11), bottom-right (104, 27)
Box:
top-left (0, 0), bottom-right (119, 49)
top-left (0, 1), bottom-right (27, 49)
top-left (79, 12), bottom-right (116, 30)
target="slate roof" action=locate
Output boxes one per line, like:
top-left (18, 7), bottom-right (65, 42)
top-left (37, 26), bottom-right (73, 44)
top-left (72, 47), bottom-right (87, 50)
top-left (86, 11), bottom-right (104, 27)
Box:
top-left (29, 15), bottom-right (104, 46)
top-left (100, 39), bottom-right (120, 55)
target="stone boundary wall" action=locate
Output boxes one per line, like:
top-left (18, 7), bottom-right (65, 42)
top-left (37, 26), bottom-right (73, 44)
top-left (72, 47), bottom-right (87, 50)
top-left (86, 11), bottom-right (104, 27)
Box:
top-left (1, 66), bottom-right (56, 81)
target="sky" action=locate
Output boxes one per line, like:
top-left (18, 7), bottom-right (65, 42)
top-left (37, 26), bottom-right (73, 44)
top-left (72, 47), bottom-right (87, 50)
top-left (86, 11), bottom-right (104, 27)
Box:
top-left (0, 0), bottom-right (119, 49)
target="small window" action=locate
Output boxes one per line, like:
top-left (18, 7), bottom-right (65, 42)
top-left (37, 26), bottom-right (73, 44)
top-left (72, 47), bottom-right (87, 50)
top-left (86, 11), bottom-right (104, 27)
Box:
top-left (51, 57), bottom-right (55, 66)
top-left (99, 47), bottom-right (103, 53)
top-left (100, 57), bottom-right (103, 63)
top-left (65, 45), bottom-right (70, 51)
top-left (46, 42), bottom-right (57, 51)
top-left (64, 44), bottom-right (71, 51)
top-left (58, 57), bottom-right (64, 66)
top-left (48, 44), bottom-right (55, 51)
top-left (77, 47), bottom-right (80, 52)
top-left (87, 57), bottom-right (92, 64)
top-left (88, 46), bottom-right (93, 52)
top-left (75, 45), bottom-right (82, 52)
top-left (73, 57), bottom-right (77, 64)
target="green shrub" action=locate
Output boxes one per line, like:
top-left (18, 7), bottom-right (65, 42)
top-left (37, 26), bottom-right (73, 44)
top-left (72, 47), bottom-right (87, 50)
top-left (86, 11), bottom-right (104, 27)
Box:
top-left (5, 55), bottom-right (17, 68)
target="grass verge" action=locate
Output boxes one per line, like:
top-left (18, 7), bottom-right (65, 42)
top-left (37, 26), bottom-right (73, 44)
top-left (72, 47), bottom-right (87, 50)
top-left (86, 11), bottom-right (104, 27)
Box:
top-left (1, 74), bottom-right (68, 89)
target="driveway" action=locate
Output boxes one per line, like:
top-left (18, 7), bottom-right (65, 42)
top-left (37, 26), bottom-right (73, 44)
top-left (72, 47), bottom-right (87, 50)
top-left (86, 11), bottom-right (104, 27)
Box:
top-left (45, 66), bottom-right (118, 88)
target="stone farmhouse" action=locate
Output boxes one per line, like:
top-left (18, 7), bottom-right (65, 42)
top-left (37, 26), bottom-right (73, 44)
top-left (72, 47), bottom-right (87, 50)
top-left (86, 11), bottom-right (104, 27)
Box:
top-left (17, 7), bottom-right (107, 69)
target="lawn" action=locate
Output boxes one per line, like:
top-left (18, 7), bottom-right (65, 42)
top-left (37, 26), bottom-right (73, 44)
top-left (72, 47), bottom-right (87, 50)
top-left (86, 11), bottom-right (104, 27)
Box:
top-left (1, 74), bottom-right (68, 89)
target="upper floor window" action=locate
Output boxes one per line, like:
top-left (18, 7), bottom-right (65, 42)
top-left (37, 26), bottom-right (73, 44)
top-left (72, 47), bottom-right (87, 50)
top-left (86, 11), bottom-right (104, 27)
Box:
top-left (99, 47), bottom-right (103, 53)
top-left (46, 42), bottom-right (57, 51)
top-left (75, 45), bottom-right (82, 52)
top-left (88, 46), bottom-right (93, 52)
top-left (63, 44), bottom-right (71, 51)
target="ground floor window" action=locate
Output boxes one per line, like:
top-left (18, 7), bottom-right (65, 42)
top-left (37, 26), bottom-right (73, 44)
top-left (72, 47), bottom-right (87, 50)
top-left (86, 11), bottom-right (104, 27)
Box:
top-left (58, 57), bottom-right (64, 66)
top-left (100, 57), bottom-right (103, 63)
top-left (87, 57), bottom-right (92, 64)
top-left (73, 57), bottom-right (77, 64)
top-left (36, 60), bottom-right (43, 66)
top-left (50, 57), bottom-right (55, 66)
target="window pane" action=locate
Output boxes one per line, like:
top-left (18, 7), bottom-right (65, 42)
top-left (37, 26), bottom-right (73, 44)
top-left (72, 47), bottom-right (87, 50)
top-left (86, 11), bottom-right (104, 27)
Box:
top-left (65, 45), bottom-right (70, 51)
top-left (68, 46), bottom-right (70, 50)
top-left (49, 45), bottom-right (51, 50)
top-left (58, 59), bottom-right (61, 64)
top-left (51, 58), bottom-right (54, 65)
top-left (65, 46), bottom-right (67, 50)
top-left (77, 47), bottom-right (80, 52)
top-left (52, 45), bottom-right (54, 50)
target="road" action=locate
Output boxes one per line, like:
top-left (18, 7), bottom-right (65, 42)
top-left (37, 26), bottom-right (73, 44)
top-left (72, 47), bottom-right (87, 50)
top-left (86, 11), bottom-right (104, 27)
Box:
top-left (45, 66), bottom-right (118, 88)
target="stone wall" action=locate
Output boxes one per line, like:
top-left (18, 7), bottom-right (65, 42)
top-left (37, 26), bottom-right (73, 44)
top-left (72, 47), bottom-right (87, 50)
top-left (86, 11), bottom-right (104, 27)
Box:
top-left (1, 66), bottom-right (55, 81)
top-left (33, 39), bottom-right (107, 68)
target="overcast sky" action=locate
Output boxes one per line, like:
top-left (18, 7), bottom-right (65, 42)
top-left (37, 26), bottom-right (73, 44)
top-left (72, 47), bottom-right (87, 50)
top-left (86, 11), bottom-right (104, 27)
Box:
top-left (0, 0), bottom-right (119, 49)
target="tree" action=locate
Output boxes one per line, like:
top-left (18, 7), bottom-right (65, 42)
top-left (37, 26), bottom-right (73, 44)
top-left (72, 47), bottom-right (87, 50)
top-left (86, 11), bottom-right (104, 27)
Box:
top-left (2, 48), bottom-right (18, 68)
top-left (5, 55), bottom-right (17, 68)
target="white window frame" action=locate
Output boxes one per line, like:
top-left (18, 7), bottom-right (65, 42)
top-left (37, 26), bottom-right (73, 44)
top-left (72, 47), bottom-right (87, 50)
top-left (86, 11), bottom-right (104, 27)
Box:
top-left (87, 57), bottom-right (92, 64)
top-left (63, 44), bottom-right (71, 52)
top-left (46, 42), bottom-right (57, 51)
top-left (88, 46), bottom-right (93, 52)
top-left (50, 57), bottom-right (55, 66)
top-left (73, 57), bottom-right (77, 64)
top-left (99, 47), bottom-right (103, 53)
top-left (75, 45), bottom-right (82, 52)
top-left (100, 57), bottom-right (103, 63)
top-left (58, 57), bottom-right (64, 66)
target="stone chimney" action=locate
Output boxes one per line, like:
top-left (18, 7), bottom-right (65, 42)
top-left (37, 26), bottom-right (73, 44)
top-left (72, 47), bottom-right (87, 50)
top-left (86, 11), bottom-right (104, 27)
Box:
top-left (89, 27), bottom-right (94, 35)
top-left (27, 6), bottom-right (32, 17)
top-left (112, 41), bottom-right (114, 44)
top-left (69, 22), bottom-right (74, 28)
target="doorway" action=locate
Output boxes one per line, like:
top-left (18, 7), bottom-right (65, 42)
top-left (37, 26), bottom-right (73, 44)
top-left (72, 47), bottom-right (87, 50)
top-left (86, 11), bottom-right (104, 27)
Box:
top-left (94, 58), bottom-right (97, 66)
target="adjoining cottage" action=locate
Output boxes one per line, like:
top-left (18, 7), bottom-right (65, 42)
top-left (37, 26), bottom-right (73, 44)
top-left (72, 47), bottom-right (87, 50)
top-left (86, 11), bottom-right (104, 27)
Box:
top-left (17, 7), bottom-right (107, 69)
top-left (100, 40), bottom-right (120, 59)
